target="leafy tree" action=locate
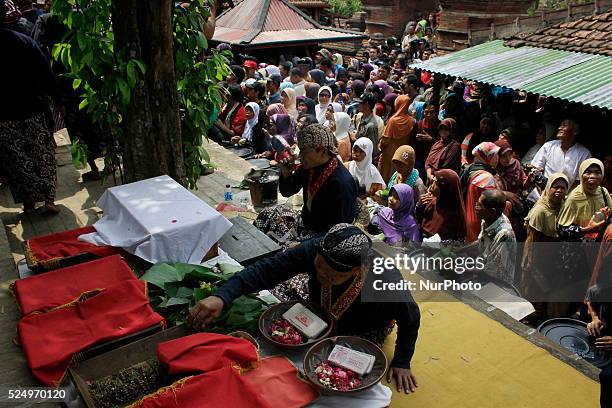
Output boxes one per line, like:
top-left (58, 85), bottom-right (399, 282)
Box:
top-left (328, 0), bottom-right (362, 18)
top-left (51, 0), bottom-right (229, 188)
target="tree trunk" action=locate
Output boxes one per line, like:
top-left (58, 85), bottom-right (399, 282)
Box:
top-left (111, 0), bottom-right (186, 185)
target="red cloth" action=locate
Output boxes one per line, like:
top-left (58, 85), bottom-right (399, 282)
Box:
top-left (18, 280), bottom-right (164, 386)
top-left (242, 356), bottom-right (319, 408)
top-left (25, 226), bottom-right (124, 269)
top-left (133, 367), bottom-right (272, 408)
top-left (157, 333), bottom-right (258, 374)
top-left (14, 255), bottom-right (136, 316)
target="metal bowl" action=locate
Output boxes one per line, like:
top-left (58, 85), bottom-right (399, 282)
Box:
top-left (303, 336), bottom-right (388, 395)
top-left (258, 301), bottom-right (334, 350)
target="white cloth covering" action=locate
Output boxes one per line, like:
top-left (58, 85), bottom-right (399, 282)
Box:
top-left (79, 175), bottom-right (232, 264)
top-left (349, 137), bottom-right (385, 191)
top-left (307, 383), bottom-right (393, 408)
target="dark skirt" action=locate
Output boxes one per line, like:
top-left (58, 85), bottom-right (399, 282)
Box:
top-left (0, 114), bottom-right (57, 204)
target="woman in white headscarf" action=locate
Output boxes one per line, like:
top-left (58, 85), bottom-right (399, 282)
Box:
top-left (315, 86), bottom-right (332, 125)
top-left (235, 102), bottom-right (270, 154)
top-left (281, 88), bottom-right (298, 120)
top-left (332, 112), bottom-right (351, 162)
top-left (345, 137), bottom-right (385, 197)
top-left (333, 53), bottom-right (344, 73)
top-left (323, 102), bottom-right (343, 128)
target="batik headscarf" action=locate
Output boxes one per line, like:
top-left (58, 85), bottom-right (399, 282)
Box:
top-left (281, 88), bottom-right (298, 119)
top-left (317, 223), bottom-right (371, 272)
top-left (242, 102), bottom-right (260, 142)
top-left (460, 141), bottom-right (500, 187)
top-left (379, 184), bottom-right (421, 244)
top-left (348, 137), bottom-right (385, 191)
top-left (333, 112), bottom-right (351, 141)
top-left (266, 103), bottom-right (288, 118)
top-left (272, 114), bottom-right (297, 145)
top-left (524, 173), bottom-right (569, 237)
top-left (309, 69), bottom-right (326, 86)
top-left (421, 169), bottom-right (467, 240)
top-left (558, 158), bottom-right (611, 227)
top-left (315, 86), bottom-right (332, 124)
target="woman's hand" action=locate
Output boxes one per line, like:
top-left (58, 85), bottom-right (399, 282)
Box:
top-left (587, 317), bottom-right (604, 337)
top-left (386, 367), bottom-right (418, 394)
top-left (416, 133), bottom-right (432, 143)
top-left (231, 135), bottom-right (241, 144)
top-left (582, 215), bottom-right (606, 234)
top-left (419, 192), bottom-right (434, 206)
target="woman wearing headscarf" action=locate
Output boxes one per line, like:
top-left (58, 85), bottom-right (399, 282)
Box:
top-left (254, 124), bottom-right (357, 244)
top-left (361, 64), bottom-right (374, 83)
top-left (415, 102), bottom-right (440, 178)
top-left (281, 88), bottom-right (298, 120)
top-left (494, 139), bottom-right (527, 231)
top-left (266, 103), bottom-right (288, 118)
top-left (332, 112), bottom-right (351, 162)
top-left (345, 137), bottom-right (385, 197)
top-left (520, 173), bottom-right (569, 320)
top-left (374, 79), bottom-right (391, 96)
top-left (558, 158), bottom-right (611, 239)
top-left (323, 102), bottom-right (343, 128)
top-left (309, 69), bottom-right (326, 86)
top-left (369, 69), bottom-right (380, 84)
top-left (424, 118), bottom-right (461, 184)
top-left (382, 93), bottom-right (398, 122)
top-left (417, 169), bottom-right (467, 241)
top-left (384, 146), bottom-right (427, 202)
top-left (461, 116), bottom-right (496, 166)
top-left (297, 97), bottom-right (316, 117)
top-left (377, 95), bottom-right (413, 183)
top-left (280, 82), bottom-right (294, 92)
top-left (304, 82), bottom-right (320, 101)
top-left (271, 114), bottom-right (297, 146)
top-left (232, 102), bottom-right (270, 154)
top-left (379, 184), bottom-right (421, 245)
top-left (315, 86), bottom-right (332, 125)
top-left (333, 53), bottom-right (344, 73)
top-left (462, 142), bottom-right (502, 242)
top-left (556, 159), bottom-right (611, 306)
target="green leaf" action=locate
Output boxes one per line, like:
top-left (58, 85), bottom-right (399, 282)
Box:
top-left (196, 31), bottom-right (208, 50)
top-left (117, 77), bottom-right (130, 106)
top-left (193, 288), bottom-right (207, 302)
top-left (166, 297), bottom-right (190, 307)
top-left (77, 32), bottom-right (87, 50)
top-left (126, 60), bottom-right (137, 88)
top-left (133, 59), bottom-right (146, 75)
top-left (78, 98), bottom-right (88, 110)
top-left (72, 78), bottom-right (82, 90)
top-left (219, 263), bottom-right (243, 276)
top-left (176, 286), bottom-right (194, 298)
top-left (140, 263), bottom-right (180, 289)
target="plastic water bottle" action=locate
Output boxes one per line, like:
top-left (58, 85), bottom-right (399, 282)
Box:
top-left (224, 184), bottom-right (233, 202)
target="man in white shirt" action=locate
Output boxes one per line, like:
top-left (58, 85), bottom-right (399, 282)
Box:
top-left (531, 118), bottom-right (591, 187)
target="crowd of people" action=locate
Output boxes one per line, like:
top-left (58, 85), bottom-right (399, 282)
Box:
top-left (208, 16), bottom-right (612, 394)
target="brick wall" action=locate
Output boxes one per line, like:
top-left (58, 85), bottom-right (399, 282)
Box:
top-left (363, 0), bottom-right (437, 38)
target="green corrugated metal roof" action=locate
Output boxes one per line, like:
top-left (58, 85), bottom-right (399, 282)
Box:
top-left (411, 40), bottom-right (612, 110)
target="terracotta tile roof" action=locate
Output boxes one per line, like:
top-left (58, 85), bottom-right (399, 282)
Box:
top-left (505, 10), bottom-right (612, 56)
